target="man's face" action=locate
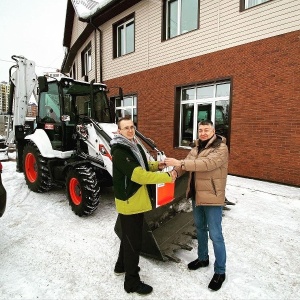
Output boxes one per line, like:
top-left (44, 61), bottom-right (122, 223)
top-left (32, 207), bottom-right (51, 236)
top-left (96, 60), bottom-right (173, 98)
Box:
top-left (198, 124), bottom-right (215, 141)
top-left (118, 119), bottom-right (135, 140)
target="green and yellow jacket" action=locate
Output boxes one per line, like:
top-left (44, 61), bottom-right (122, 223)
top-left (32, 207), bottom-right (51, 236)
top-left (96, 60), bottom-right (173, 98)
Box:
top-left (110, 135), bottom-right (172, 215)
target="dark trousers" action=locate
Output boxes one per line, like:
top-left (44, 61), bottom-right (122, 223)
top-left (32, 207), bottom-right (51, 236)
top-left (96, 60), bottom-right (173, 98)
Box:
top-left (116, 213), bottom-right (144, 292)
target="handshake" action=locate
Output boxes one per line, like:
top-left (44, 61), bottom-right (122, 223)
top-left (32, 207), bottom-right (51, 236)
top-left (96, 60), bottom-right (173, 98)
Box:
top-left (159, 158), bottom-right (182, 183)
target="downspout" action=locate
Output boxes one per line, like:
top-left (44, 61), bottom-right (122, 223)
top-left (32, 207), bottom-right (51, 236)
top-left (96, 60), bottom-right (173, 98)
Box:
top-left (89, 18), bottom-right (103, 83)
top-left (94, 28), bottom-right (98, 82)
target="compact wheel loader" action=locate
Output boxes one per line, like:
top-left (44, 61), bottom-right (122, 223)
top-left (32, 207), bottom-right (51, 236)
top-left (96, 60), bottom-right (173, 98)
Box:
top-left (4, 55), bottom-right (201, 262)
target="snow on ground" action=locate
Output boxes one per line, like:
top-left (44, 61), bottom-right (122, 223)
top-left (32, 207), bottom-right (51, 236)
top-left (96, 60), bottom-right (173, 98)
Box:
top-left (0, 153), bottom-right (299, 300)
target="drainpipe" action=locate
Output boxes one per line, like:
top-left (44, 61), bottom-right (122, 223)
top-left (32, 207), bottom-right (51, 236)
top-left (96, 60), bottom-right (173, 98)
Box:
top-left (89, 18), bottom-right (103, 83)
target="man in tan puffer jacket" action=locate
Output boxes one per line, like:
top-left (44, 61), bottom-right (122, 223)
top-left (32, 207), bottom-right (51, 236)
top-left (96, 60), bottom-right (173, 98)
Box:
top-left (165, 120), bottom-right (228, 291)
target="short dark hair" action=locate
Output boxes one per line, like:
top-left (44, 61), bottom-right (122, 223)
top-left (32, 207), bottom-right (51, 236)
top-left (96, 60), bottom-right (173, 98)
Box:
top-left (117, 115), bottom-right (132, 129)
top-left (198, 120), bottom-right (214, 127)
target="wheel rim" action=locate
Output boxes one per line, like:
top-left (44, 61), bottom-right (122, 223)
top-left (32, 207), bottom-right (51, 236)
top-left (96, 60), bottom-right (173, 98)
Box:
top-left (25, 153), bottom-right (38, 183)
top-left (69, 178), bottom-right (82, 205)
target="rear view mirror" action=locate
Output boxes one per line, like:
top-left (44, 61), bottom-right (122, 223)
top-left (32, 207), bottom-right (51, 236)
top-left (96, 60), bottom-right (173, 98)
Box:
top-left (38, 76), bottom-right (48, 93)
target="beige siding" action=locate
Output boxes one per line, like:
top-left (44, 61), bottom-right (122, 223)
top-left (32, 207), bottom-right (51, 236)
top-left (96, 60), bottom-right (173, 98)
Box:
top-left (77, 37), bottom-right (96, 81)
top-left (70, 15), bottom-right (88, 48)
top-left (101, 1), bottom-right (150, 81)
top-left (100, 0), bottom-right (299, 80)
top-left (69, 0), bottom-right (299, 80)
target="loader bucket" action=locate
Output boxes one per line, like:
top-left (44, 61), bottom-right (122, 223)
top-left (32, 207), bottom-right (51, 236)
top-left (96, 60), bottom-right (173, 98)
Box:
top-left (114, 173), bottom-right (196, 262)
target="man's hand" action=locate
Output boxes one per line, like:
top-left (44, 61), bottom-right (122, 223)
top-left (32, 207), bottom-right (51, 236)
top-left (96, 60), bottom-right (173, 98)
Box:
top-left (158, 161), bottom-right (166, 170)
top-left (168, 170), bottom-right (177, 182)
top-left (165, 158), bottom-right (181, 167)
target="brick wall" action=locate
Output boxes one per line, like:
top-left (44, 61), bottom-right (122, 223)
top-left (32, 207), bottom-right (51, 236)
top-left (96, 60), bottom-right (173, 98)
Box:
top-left (106, 31), bottom-right (300, 186)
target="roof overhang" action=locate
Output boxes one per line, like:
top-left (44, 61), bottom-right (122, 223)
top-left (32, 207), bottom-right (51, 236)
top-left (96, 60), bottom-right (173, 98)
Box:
top-left (62, 0), bottom-right (142, 73)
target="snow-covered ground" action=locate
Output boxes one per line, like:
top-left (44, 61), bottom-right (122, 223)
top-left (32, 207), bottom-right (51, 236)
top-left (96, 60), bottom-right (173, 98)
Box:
top-left (0, 152), bottom-right (299, 300)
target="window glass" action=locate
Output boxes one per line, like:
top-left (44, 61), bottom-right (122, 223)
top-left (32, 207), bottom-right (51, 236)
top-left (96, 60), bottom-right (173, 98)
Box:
top-left (124, 108), bottom-right (131, 116)
top-left (39, 82), bottom-right (60, 123)
top-left (116, 110), bottom-right (123, 120)
top-left (197, 85), bottom-right (214, 99)
top-left (63, 94), bottom-right (75, 124)
top-left (245, 0), bottom-right (269, 9)
top-left (182, 87), bottom-right (195, 100)
top-left (126, 21), bottom-right (134, 53)
top-left (181, 103), bottom-right (194, 146)
top-left (168, 0), bottom-right (178, 39)
top-left (117, 26), bottom-right (124, 56)
top-left (81, 44), bottom-right (92, 76)
top-left (123, 97), bottom-right (132, 107)
top-left (116, 98), bottom-right (122, 107)
top-left (93, 91), bottom-right (111, 122)
top-left (181, 0), bottom-right (198, 34)
top-left (87, 49), bottom-right (92, 72)
top-left (216, 83), bottom-right (230, 97)
top-left (197, 103), bottom-right (211, 122)
top-left (215, 100), bottom-right (229, 138)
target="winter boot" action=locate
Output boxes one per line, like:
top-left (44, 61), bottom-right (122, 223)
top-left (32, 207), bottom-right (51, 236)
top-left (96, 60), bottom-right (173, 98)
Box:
top-left (125, 281), bottom-right (153, 295)
top-left (208, 273), bottom-right (226, 291)
top-left (188, 257), bottom-right (209, 270)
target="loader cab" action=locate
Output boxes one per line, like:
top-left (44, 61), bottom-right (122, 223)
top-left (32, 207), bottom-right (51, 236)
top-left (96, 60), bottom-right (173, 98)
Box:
top-left (37, 77), bottom-right (112, 151)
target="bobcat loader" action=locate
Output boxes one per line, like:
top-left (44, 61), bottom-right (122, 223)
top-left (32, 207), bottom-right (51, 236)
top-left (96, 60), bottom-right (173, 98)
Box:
top-left (6, 55), bottom-right (195, 262)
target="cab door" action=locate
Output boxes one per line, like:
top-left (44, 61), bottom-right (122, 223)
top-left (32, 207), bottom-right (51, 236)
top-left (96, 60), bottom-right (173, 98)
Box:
top-left (38, 83), bottom-right (63, 150)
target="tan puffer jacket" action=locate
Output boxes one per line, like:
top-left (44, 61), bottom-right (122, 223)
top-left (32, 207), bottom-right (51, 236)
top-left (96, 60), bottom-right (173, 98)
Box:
top-left (176, 135), bottom-right (228, 206)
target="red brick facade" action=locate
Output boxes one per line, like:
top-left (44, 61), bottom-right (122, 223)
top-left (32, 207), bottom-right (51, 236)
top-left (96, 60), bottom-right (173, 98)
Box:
top-left (106, 31), bottom-right (300, 186)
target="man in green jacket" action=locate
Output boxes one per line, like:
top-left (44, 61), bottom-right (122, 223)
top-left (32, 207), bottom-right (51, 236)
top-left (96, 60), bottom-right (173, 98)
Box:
top-left (110, 116), bottom-right (175, 295)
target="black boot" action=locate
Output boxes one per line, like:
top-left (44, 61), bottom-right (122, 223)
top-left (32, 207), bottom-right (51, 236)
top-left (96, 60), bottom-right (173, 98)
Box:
top-left (208, 273), bottom-right (226, 291)
top-left (125, 281), bottom-right (153, 295)
top-left (187, 257), bottom-right (209, 270)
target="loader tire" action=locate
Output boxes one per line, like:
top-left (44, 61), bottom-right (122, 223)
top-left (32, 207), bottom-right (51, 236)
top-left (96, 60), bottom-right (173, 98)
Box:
top-left (23, 142), bottom-right (52, 192)
top-left (66, 164), bottom-right (100, 216)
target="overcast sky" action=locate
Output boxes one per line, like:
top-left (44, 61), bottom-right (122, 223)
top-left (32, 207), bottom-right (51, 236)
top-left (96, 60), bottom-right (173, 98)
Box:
top-left (0, 0), bottom-right (68, 83)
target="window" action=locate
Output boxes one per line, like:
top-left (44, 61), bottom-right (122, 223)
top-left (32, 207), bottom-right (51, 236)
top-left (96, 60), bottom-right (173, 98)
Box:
top-left (113, 14), bottom-right (135, 58)
top-left (178, 82), bottom-right (230, 147)
top-left (70, 63), bottom-right (76, 79)
top-left (163, 0), bottom-right (199, 40)
top-left (81, 43), bottom-right (92, 77)
top-left (242, 0), bottom-right (270, 10)
top-left (39, 82), bottom-right (61, 123)
top-left (114, 95), bottom-right (137, 126)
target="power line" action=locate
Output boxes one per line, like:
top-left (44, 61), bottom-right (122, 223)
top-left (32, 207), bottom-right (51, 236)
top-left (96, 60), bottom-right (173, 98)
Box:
top-left (0, 58), bottom-right (61, 70)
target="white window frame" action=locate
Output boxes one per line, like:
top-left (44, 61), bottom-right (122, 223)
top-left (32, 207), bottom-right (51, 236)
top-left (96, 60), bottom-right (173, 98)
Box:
top-left (179, 82), bottom-right (230, 148)
top-left (165, 0), bottom-right (198, 39)
top-left (117, 18), bottom-right (134, 57)
top-left (245, 0), bottom-right (269, 9)
top-left (83, 47), bottom-right (92, 76)
top-left (115, 95), bottom-right (137, 125)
